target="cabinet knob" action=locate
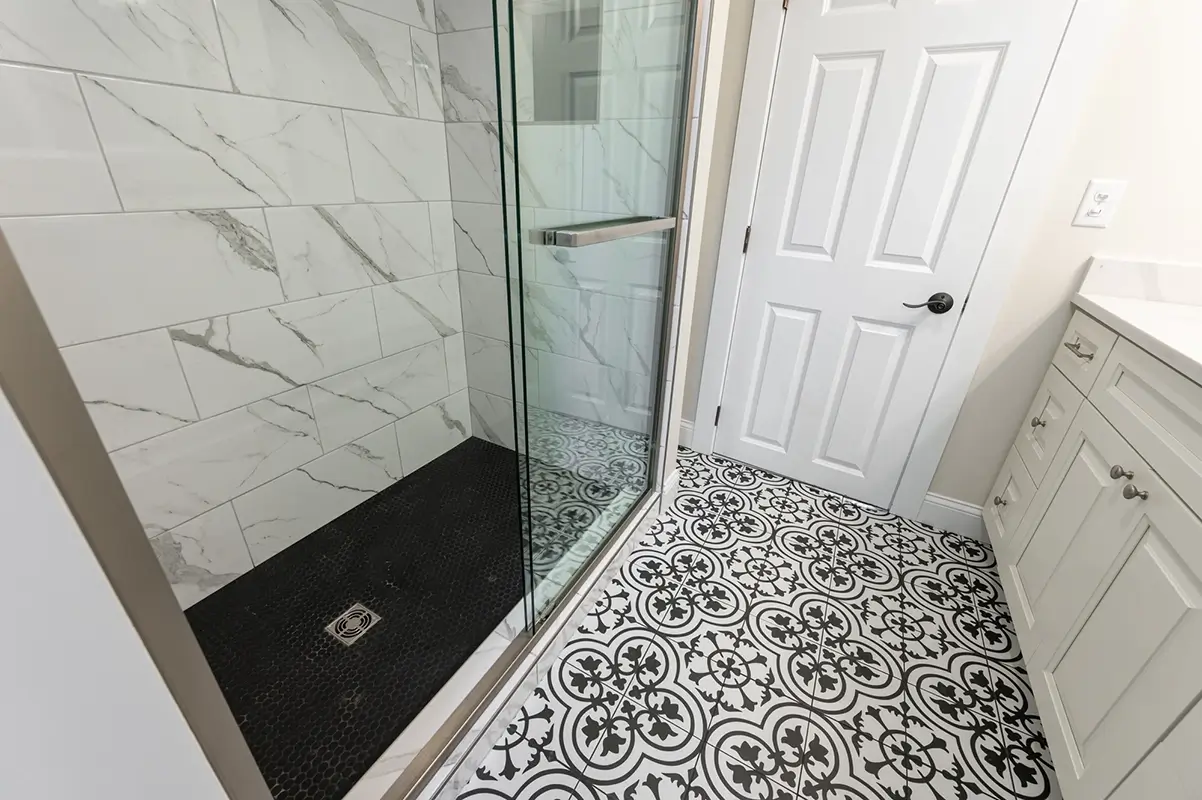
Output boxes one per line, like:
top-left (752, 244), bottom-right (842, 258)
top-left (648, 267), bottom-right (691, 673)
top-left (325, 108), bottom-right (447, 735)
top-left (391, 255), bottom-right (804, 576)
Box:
top-left (993, 496), bottom-right (1007, 507)
top-left (1122, 484), bottom-right (1149, 501)
top-left (1031, 417), bottom-right (1047, 428)
top-left (1110, 465), bottom-right (1134, 480)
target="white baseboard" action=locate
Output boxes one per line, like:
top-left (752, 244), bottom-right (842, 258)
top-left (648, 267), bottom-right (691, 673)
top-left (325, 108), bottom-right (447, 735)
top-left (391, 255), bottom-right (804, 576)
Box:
top-left (917, 493), bottom-right (986, 542)
top-left (679, 419), bottom-right (694, 449)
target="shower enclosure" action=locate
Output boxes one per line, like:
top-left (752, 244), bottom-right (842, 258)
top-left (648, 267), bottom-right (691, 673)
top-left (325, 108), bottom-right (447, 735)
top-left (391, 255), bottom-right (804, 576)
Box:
top-left (0, 0), bottom-right (699, 798)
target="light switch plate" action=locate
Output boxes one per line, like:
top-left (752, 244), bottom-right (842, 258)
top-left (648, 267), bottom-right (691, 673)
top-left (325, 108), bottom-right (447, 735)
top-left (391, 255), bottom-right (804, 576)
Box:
top-left (1073, 179), bottom-right (1128, 228)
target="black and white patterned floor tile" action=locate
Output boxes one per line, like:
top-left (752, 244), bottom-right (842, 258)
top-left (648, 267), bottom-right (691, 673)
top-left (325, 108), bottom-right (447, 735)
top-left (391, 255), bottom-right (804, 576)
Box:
top-left (458, 448), bottom-right (1060, 800)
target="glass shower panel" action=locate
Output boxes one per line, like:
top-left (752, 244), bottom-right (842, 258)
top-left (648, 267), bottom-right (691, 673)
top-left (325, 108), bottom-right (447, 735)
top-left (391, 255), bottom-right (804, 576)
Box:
top-left (500, 0), bottom-right (695, 618)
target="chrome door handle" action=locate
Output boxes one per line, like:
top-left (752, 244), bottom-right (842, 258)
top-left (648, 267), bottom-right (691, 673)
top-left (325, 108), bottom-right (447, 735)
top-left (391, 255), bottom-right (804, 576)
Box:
top-left (902, 292), bottom-right (955, 314)
top-left (533, 215), bottom-right (676, 247)
top-left (1062, 341), bottom-right (1095, 361)
top-left (1122, 484), bottom-right (1149, 501)
top-left (1110, 465), bottom-right (1134, 480)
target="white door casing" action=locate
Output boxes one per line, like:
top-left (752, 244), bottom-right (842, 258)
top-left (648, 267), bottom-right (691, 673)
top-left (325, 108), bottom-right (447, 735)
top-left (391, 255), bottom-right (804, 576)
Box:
top-left (714, 0), bottom-right (1076, 506)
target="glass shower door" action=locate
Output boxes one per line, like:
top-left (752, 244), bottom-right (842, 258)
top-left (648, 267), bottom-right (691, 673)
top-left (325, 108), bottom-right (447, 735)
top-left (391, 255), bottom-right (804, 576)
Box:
top-left (498, 0), bottom-right (696, 618)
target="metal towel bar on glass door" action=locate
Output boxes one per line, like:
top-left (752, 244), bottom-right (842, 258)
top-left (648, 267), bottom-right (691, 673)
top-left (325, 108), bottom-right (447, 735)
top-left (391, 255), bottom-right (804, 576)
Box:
top-left (533, 216), bottom-right (677, 247)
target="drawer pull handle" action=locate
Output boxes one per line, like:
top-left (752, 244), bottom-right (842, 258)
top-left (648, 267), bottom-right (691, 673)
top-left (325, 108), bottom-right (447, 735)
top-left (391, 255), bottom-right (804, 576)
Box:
top-left (1031, 417), bottom-right (1047, 428)
top-left (1063, 340), bottom-right (1095, 361)
top-left (1110, 465), bottom-right (1134, 480)
top-left (993, 496), bottom-right (1007, 507)
top-left (1122, 484), bottom-right (1149, 501)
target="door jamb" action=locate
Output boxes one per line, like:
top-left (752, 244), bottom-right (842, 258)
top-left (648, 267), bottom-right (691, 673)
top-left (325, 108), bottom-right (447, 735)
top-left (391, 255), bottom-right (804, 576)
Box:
top-left (692, 0), bottom-right (1126, 517)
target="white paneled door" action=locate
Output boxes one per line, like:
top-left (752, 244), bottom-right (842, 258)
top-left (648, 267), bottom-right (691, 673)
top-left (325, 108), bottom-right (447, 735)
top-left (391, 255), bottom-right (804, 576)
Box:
top-left (715, 0), bottom-right (1075, 506)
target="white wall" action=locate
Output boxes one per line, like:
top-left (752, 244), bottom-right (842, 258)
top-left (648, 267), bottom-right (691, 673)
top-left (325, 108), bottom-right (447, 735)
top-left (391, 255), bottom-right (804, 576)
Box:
top-left (0, 386), bottom-right (228, 800)
top-left (930, 0), bottom-right (1202, 503)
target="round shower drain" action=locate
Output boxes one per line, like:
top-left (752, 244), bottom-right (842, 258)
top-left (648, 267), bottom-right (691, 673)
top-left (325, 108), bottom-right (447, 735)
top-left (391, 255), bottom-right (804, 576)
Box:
top-left (325, 603), bottom-right (381, 646)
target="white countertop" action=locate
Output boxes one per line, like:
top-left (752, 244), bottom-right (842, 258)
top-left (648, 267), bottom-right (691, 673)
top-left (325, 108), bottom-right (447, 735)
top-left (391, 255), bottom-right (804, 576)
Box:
top-left (1074, 291), bottom-right (1202, 388)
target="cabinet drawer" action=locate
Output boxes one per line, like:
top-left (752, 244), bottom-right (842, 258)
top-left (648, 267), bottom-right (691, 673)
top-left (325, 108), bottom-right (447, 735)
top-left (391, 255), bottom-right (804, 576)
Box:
top-left (984, 447), bottom-right (1036, 554)
top-left (1016, 366), bottom-right (1084, 484)
top-left (1053, 310), bottom-right (1118, 393)
top-left (1090, 337), bottom-right (1202, 522)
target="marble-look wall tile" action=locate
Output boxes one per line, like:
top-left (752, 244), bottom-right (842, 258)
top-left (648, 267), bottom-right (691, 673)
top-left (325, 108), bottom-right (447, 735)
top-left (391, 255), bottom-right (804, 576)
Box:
top-left (172, 289), bottom-right (382, 417)
top-left (111, 387), bottom-right (323, 536)
top-left (452, 202), bottom-right (507, 277)
top-left (513, 123), bottom-right (585, 211)
top-left (309, 339), bottom-right (449, 450)
top-left (459, 271), bottom-right (511, 342)
top-left (446, 332), bottom-right (468, 393)
top-left (581, 119), bottom-right (674, 216)
top-left (81, 77), bottom-right (353, 211)
top-left (345, 111), bottom-right (451, 202)
top-left (342, 0), bottom-right (435, 30)
top-left (236, 424), bottom-right (403, 563)
top-left (446, 122), bottom-right (502, 204)
top-left (429, 201), bottom-right (458, 272)
top-left (411, 27), bottom-right (444, 121)
top-left (3, 209), bottom-right (284, 346)
top-left (0, 65), bottom-right (119, 216)
top-left (468, 388), bottom-right (515, 450)
top-left (0, 0), bottom-right (231, 90)
top-left (530, 208), bottom-right (670, 300)
top-left (435, 0), bottom-right (494, 32)
top-left (439, 28), bottom-right (499, 122)
top-left (464, 333), bottom-right (513, 399)
top-left (373, 273), bottom-right (462, 356)
top-left (60, 330), bottom-right (199, 453)
top-left (267, 202), bottom-right (437, 300)
top-left (598, 4), bottom-right (688, 120)
top-left (150, 504), bottom-right (252, 609)
top-left (395, 390), bottom-right (471, 473)
top-left (537, 352), bottom-right (652, 434)
top-left (216, 0), bottom-right (418, 116)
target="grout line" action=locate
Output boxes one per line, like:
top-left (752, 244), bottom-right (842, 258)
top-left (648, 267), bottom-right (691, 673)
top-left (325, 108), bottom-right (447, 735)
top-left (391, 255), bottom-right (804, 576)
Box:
top-left (206, 0), bottom-right (238, 94)
top-left (339, 109), bottom-right (360, 200)
top-left (167, 324), bottom-right (204, 421)
top-left (73, 71), bottom-right (126, 213)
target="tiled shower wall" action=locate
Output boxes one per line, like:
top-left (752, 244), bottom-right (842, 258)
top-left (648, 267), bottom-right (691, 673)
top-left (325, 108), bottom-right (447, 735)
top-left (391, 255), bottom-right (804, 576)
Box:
top-left (0, 0), bottom-right (476, 609)
top-left (438, 1), bottom-right (686, 446)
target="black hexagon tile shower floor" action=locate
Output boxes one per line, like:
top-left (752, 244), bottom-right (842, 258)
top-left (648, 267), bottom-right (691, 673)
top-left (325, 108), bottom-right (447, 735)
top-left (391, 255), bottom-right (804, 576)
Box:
top-left (457, 448), bottom-right (1060, 800)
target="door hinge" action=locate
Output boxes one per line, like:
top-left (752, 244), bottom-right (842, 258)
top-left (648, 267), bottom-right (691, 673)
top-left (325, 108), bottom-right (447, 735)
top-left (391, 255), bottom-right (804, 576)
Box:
top-left (742, 226), bottom-right (751, 253)
top-left (714, 405), bottom-right (722, 426)
top-left (783, 0), bottom-right (789, 9)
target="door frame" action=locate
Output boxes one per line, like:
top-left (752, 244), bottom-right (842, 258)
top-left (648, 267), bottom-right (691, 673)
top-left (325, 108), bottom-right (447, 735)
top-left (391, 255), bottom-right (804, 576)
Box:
top-left (693, 0), bottom-right (1126, 517)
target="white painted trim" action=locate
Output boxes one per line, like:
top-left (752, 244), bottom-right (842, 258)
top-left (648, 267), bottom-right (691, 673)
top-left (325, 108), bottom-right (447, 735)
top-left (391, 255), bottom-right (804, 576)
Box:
top-left (678, 419), bottom-right (694, 449)
top-left (917, 493), bottom-right (987, 543)
top-left (692, 0), bottom-right (787, 455)
top-left (694, 0), bottom-right (1126, 516)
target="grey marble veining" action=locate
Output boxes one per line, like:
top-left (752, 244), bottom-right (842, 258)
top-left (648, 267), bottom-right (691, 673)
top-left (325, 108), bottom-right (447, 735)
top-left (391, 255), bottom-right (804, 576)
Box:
top-left (150, 503), bottom-right (253, 608)
top-left (451, 202), bottom-right (508, 277)
top-left (439, 28), bottom-right (499, 122)
top-left (411, 27), bottom-right (445, 121)
top-left (345, 111), bottom-right (451, 202)
top-left (373, 273), bottom-right (462, 355)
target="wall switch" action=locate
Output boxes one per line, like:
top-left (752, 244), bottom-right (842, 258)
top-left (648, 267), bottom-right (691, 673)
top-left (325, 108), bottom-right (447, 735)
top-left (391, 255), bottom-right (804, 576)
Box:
top-left (1073, 179), bottom-right (1127, 228)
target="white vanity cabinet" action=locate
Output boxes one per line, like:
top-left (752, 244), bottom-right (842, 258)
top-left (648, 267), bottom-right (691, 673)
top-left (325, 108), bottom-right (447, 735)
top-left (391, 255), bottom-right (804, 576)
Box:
top-left (985, 309), bottom-right (1202, 800)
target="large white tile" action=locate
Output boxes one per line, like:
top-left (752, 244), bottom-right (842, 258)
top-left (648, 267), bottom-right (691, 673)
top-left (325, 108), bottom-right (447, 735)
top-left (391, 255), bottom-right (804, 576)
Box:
top-left (435, 0), bottom-right (494, 32)
top-left (373, 273), bottom-right (462, 356)
top-left (523, 282), bottom-right (596, 360)
top-left (0, 0), bottom-right (231, 90)
top-left (81, 77), bottom-right (353, 211)
top-left (3, 209), bottom-right (284, 346)
top-left (342, 0), bottom-right (434, 29)
top-left (459, 271), bottom-right (511, 342)
top-left (411, 27), bottom-right (444, 121)
top-left (446, 332), bottom-right (468, 393)
top-left (215, 0), bottom-right (418, 116)
top-left (111, 387), bottom-right (323, 536)
top-left (468, 388), bottom-right (515, 449)
top-left (345, 111), bottom-right (450, 202)
top-left (309, 339), bottom-right (449, 450)
top-left (150, 504), bottom-right (252, 609)
top-left (268, 203), bottom-right (438, 301)
top-left (395, 390), bottom-right (471, 474)
top-left (60, 329), bottom-right (199, 453)
top-left (514, 123), bottom-right (583, 211)
top-left (446, 122), bottom-right (502, 204)
top-left (531, 207), bottom-right (670, 300)
top-left (430, 201), bottom-right (458, 273)
top-left (0, 65), bottom-right (119, 216)
top-left (598, 4), bottom-right (688, 120)
top-left (464, 333), bottom-right (512, 399)
top-left (439, 28), bottom-right (499, 122)
top-left (452, 202), bottom-right (507, 277)
top-left (236, 424), bottom-right (402, 564)
top-left (537, 352), bottom-right (652, 434)
top-left (172, 289), bottom-right (382, 417)
top-left (582, 119), bottom-right (675, 215)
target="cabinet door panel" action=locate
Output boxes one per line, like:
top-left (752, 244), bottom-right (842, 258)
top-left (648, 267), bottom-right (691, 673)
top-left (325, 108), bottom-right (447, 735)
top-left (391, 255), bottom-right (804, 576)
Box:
top-left (1015, 365), bottom-right (1084, 484)
top-left (1032, 459), bottom-right (1202, 800)
top-left (984, 446), bottom-right (1036, 553)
